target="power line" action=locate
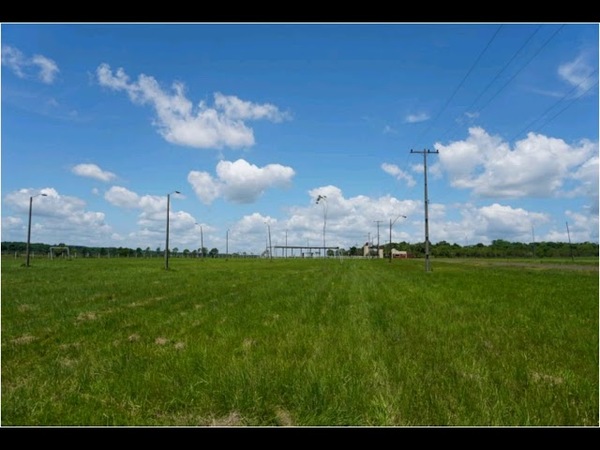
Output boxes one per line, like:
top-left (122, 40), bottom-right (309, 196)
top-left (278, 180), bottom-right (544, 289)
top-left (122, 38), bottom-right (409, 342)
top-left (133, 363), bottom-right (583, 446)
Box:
top-left (509, 69), bottom-right (598, 141)
top-left (413, 25), bottom-right (503, 149)
top-left (475, 24), bottom-right (565, 116)
top-left (387, 26), bottom-right (502, 212)
top-left (467, 25), bottom-right (543, 113)
top-left (532, 80), bottom-right (598, 136)
top-left (439, 25), bottom-right (543, 142)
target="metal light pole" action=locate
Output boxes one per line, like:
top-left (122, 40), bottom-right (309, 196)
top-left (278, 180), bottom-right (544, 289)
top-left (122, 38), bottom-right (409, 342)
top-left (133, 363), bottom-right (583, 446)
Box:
top-left (26, 193), bottom-right (47, 267)
top-left (226, 229), bottom-right (229, 257)
top-left (389, 214), bottom-right (407, 263)
top-left (195, 223), bottom-right (204, 258)
top-left (265, 222), bottom-right (272, 260)
top-left (165, 190), bottom-right (180, 270)
top-left (566, 221), bottom-right (574, 261)
top-left (316, 195), bottom-right (328, 258)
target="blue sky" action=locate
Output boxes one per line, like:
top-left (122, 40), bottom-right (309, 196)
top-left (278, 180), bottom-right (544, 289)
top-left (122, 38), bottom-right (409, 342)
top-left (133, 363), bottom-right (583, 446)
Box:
top-left (1, 23), bottom-right (598, 255)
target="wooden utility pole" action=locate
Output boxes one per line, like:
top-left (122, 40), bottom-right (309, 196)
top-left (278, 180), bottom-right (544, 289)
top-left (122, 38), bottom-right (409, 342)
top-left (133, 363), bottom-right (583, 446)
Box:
top-left (411, 149), bottom-right (439, 272)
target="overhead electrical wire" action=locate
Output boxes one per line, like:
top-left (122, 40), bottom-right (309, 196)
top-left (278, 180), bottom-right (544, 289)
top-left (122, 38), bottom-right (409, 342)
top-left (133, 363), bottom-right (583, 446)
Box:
top-left (388, 24), bottom-right (577, 211)
top-left (474, 24), bottom-right (565, 116)
top-left (438, 24), bottom-right (543, 142)
top-left (411, 24), bottom-right (504, 150)
top-left (535, 80), bottom-right (599, 134)
top-left (388, 25), bottom-right (503, 207)
top-left (509, 68), bottom-right (598, 141)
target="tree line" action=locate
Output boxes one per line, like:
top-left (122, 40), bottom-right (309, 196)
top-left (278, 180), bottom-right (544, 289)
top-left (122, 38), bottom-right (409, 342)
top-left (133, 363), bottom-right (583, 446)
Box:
top-left (1, 242), bottom-right (218, 258)
top-left (2, 239), bottom-right (598, 259)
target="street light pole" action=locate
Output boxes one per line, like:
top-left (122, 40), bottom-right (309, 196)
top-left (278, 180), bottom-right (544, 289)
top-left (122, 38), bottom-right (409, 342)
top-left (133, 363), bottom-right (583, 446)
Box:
top-left (389, 214), bottom-right (407, 263)
top-left (316, 195), bottom-right (327, 258)
top-left (268, 225), bottom-right (272, 260)
top-left (264, 222), bottom-right (272, 260)
top-left (201, 225), bottom-right (204, 258)
top-left (226, 229), bottom-right (229, 257)
top-left (26, 193), bottom-right (47, 267)
top-left (195, 223), bottom-right (204, 258)
top-left (165, 190), bottom-right (180, 270)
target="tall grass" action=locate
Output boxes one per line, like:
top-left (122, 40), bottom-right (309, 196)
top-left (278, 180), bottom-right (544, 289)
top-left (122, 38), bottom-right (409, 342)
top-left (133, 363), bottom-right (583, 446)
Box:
top-left (1, 256), bottom-right (597, 426)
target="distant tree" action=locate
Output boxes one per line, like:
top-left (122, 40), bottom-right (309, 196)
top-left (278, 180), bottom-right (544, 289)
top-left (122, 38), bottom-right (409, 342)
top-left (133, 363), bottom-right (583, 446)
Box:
top-left (209, 248), bottom-right (219, 258)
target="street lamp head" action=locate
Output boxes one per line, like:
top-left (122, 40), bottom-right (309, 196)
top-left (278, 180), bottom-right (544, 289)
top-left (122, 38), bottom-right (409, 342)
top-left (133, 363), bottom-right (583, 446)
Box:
top-left (175, 190), bottom-right (180, 194)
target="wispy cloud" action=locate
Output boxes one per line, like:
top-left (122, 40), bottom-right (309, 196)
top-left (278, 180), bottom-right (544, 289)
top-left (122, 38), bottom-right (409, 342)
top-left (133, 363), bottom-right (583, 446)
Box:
top-left (381, 163), bottom-right (416, 187)
top-left (405, 112), bottom-right (430, 124)
top-left (96, 63), bottom-right (291, 150)
top-left (558, 53), bottom-right (597, 96)
top-left (1, 45), bottom-right (59, 84)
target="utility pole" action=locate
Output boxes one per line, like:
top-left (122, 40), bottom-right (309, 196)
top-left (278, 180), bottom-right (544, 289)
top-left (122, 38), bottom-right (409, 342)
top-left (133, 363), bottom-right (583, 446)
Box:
top-left (411, 149), bottom-right (439, 272)
top-left (201, 226), bottom-right (204, 258)
top-left (373, 220), bottom-right (384, 259)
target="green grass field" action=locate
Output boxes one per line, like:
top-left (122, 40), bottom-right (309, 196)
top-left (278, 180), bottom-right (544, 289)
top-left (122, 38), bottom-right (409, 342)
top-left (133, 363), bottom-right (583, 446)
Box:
top-left (1, 255), bottom-right (598, 426)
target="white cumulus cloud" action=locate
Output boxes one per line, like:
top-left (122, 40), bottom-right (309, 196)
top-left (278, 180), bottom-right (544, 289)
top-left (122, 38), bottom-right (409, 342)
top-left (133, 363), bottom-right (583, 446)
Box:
top-left (104, 186), bottom-right (141, 208)
top-left (435, 127), bottom-right (597, 198)
top-left (187, 171), bottom-right (221, 205)
top-left (188, 159), bottom-right (295, 204)
top-left (72, 163), bottom-right (117, 182)
top-left (2, 187), bottom-right (112, 245)
top-left (96, 63), bottom-right (289, 149)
